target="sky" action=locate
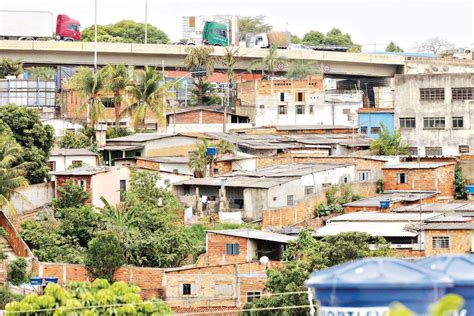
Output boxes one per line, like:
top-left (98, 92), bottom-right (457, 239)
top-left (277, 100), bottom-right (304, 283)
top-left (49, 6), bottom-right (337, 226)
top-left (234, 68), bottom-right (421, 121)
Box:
top-left (1, 0), bottom-right (472, 51)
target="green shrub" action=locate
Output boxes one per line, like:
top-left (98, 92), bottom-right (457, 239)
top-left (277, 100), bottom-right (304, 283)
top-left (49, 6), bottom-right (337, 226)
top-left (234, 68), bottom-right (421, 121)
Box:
top-left (52, 180), bottom-right (89, 210)
top-left (8, 258), bottom-right (29, 286)
top-left (0, 288), bottom-right (22, 309)
top-left (85, 233), bottom-right (124, 281)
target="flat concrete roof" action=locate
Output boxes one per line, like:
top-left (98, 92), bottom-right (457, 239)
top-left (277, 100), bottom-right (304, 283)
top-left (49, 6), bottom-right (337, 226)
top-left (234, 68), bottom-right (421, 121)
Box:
top-left (383, 162), bottom-right (454, 169)
top-left (51, 166), bottom-right (116, 176)
top-left (394, 203), bottom-right (474, 213)
top-left (175, 175), bottom-right (297, 189)
top-left (207, 229), bottom-right (297, 244)
top-left (106, 134), bottom-right (175, 142)
top-left (51, 148), bottom-right (98, 156)
top-left (315, 222), bottom-right (418, 237)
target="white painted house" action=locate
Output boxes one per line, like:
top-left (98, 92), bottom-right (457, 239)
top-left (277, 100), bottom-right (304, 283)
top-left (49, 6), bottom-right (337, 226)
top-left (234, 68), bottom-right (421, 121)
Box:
top-left (48, 148), bottom-right (99, 172)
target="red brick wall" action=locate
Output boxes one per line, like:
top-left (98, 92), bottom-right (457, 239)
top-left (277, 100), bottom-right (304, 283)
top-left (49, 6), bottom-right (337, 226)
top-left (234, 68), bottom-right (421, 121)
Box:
top-left (55, 175), bottom-right (93, 204)
top-left (206, 233), bottom-right (248, 266)
top-left (382, 164), bottom-right (455, 198)
top-left (136, 159), bottom-right (161, 171)
top-left (174, 110), bottom-right (224, 124)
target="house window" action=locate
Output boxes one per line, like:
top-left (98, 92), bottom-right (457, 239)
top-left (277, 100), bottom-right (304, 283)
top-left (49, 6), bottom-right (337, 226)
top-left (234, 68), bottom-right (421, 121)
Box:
top-left (164, 179), bottom-right (170, 186)
top-left (358, 171), bottom-right (370, 182)
top-left (425, 147), bottom-right (443, 156)
top-left (287, 195), bottom-right (294, 206)
top-left (304, 186), bottom-right (314, 196)
top-left (342, 176), bottom-right (350, 184)
top-left (226, 243), bottom-right (240, 255)
top-left (119, 179), bottom-right (126, 201)
top-left (259, 104), bottom-right (265, 109)
top-left (360, 126), bottom-right (368, 134)
top-left (180, 283), bottom-right (194, 296)
top-left (278, 105), bottom-right (287, 115)
top-left (296, 105), bottom-right (305, 115)
top-left (370, 127), bottom-right (381, 135)
top-left (173, 169), bottom-right (179, 174)
top-left (423, 117), bottom-right (445, 129)
top-left (399, 118), bottom-right (416, 129)
top-left (296, 92), bottom-right (304, 102)
top-left (135, 151), bottom-right (141, 157)
top-left (432, 236), bottom-right (449, 249)
top-left (459, 145), bottom-right (470, 153)
top-left (452, 117), bottom-right (464, 129)
top-left (309, 105), bottom-right (314, 114)
top-left (101, 97), bottom-right (114, 108)
top-left (247, 292), bottom-right (261, 303)
top-left (47, 161), bottom-right (56, 172)
top-left (397, 173), bottom-right (408, 184)
top-left (279, 92), bottom-right (285, 102)
top-left (71, 160), bottom-right (83, 168)
top-left (78, 179), bottom-right (86, 189)
top-left (407, 147), bottom-right (418, 156)
top-left (452, 87), bottom-right (474, 100)
top-left (420, 88), bottom-right (444, 101)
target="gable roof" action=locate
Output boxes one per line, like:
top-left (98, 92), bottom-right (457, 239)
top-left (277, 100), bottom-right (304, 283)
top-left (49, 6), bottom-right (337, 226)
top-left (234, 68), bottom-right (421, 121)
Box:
top-left (207, 229), bottom-right (297, 243)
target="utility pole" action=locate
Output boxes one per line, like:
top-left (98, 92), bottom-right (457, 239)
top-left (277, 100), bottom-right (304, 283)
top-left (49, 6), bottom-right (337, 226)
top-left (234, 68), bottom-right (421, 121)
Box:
top-left (144, 0), bottom-right (148, 44)
top-left (94, 0), bottom-right (98, 71)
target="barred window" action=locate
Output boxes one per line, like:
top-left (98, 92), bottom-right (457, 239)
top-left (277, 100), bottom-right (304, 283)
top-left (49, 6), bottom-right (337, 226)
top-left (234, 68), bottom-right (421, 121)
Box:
top-left (358, 171), bottom-right (370, 182)
top-left (304, 186), bottom-right (314, 195)
top-left (432, 236), bottom-right (449, 249)
top-left (407, 147), bottom-right (418, 156)
top-left (452, 87), bottom-right (474, 100)
top-left (278, 105), bottom-right (287, 115)
top-left (296, 105), bottom-right (305, 115)
top-left (420, 88), bottom-right (444, 101)
top-left (459, 145), bottom-right (470, 154)
top-left (452, 117), bottom-right (464, 129)
top-left (425, 147), bottom-right (443, 156)
top-left (423, 117), bottom-right (445, 129)
top-left (400, 118), bottom-right (416, 129)
top-left (287, 195), bottom-right (294, 206)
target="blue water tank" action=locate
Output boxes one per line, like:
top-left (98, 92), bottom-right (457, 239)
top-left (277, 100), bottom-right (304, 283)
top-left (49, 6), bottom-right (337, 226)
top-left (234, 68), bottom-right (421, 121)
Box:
top-left (306, 257), bottom-right (453, 314)
top-left (379, 200), bottom-right (391, 209)
top-left (44, 277), bottom-right (58, 284)
top-left (417, 254), bottom-right (474, 313)
top-left (206, 147), bottom-right (219, 157)
top-left (466, 185), bottom-right (474, 194)
top-left (30, 277), bottom-right (43, 286)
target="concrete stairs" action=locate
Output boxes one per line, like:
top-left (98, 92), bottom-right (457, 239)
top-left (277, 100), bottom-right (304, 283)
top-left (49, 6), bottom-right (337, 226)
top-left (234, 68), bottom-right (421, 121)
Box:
top-left (0, 236), bottom-right (16, 261)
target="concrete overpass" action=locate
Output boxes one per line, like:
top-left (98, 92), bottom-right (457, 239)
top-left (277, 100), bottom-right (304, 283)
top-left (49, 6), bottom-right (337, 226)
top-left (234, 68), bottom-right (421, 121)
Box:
top-left (0, 40), bottom-right (408, 77)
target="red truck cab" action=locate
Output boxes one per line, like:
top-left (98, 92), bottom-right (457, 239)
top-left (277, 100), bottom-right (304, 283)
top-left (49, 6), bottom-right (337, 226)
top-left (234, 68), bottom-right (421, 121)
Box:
top-left (56, 14), bottom-right (81, 41)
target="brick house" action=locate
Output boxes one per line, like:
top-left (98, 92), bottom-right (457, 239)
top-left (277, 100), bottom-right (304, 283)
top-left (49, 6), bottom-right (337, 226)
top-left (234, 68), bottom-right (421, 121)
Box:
top-left (382, 162), bottom-right (456, 199)
top-left (423, 221), bottom-right (474, 256)
top-left (51, 166), bottom-right (130, 207)
top-left (205, 229), bottom-right (296, 266)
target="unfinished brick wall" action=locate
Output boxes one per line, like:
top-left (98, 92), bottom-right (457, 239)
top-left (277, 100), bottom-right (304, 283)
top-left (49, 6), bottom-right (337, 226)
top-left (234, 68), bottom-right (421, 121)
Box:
top-left (382, 164), bottom-right (455, 198)
top-left (0, 212), bottom-right (32, 257)
top-left (173, 110), bottom-right (224, 124)
top-left (262, 181), bottom-right (377, 228)
top-left (206, 233), bottom-right (248, 266)
top-left (136, 159), bottom-right (161, 171)
top-left (424, 229), bottom-right (472, 256)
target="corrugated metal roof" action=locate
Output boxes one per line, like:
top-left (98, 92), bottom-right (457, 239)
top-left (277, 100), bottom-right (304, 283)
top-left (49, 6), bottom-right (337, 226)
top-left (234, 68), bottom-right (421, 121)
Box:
top-left (100, 145), bottom-right (144, 151)
top-left (233, 163), bottom-right (352, 178)
top-left (394, 203), bottom-right (474, 213)
top-left (329, 211), bottom-right (441, 222)
top-left (315, 222), bottom-right (418, 237)
top-left (138, 156), bottom-right (190, 164)
top-left (106, 133), bottom-right (174, 142)
top-left (383, 162), bottom-right (454, 169)
top-left (51, 148), bottom-right (98, 156)
top-left (343, 191), bottom-right (438, 207)
top-left (175, 175), bottom-right (297, 189)
top-left (423, 222), bottom-right (474, 230)
top-left (207, 229), bottom-right (297, 243)
top-left (426, 215), bottom-right (468, 223)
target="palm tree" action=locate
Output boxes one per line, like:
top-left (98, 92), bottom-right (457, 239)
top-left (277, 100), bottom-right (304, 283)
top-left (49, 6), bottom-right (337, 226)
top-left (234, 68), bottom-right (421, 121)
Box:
top-left (124, 66), bottom-right (173, 131)
top-left (221, 47), bottom-right (239, 132)
top-left (249, 45), bottom-right (287, 77)
top-left (30, 67), bottom-right (56, 80)
top-left (0, 136), bottom-right (28, 215)
top-left (184, 46), bottom-right (218, 76)
top-left (217, 140), bottom-right (235, 156)
top-left (191, 80), bottom-right (220, 106)
top-left (189, 138), bottom-right (211, 178)
top-left (285, 60), bottom-right (321, 80)
top-left (103, 64), bottom-right (131, 132)
top-left (67, 67), bottom-right (106, 128)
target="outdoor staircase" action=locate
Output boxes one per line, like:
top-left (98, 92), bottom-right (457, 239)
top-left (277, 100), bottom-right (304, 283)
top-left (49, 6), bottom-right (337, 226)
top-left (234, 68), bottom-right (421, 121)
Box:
top-left (0, 236), bottom-right (17, 286)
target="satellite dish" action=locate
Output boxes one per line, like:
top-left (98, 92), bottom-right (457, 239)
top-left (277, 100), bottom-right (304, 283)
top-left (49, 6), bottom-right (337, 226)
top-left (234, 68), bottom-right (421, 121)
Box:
top-left (259, 256), bottom-right (269, 265)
